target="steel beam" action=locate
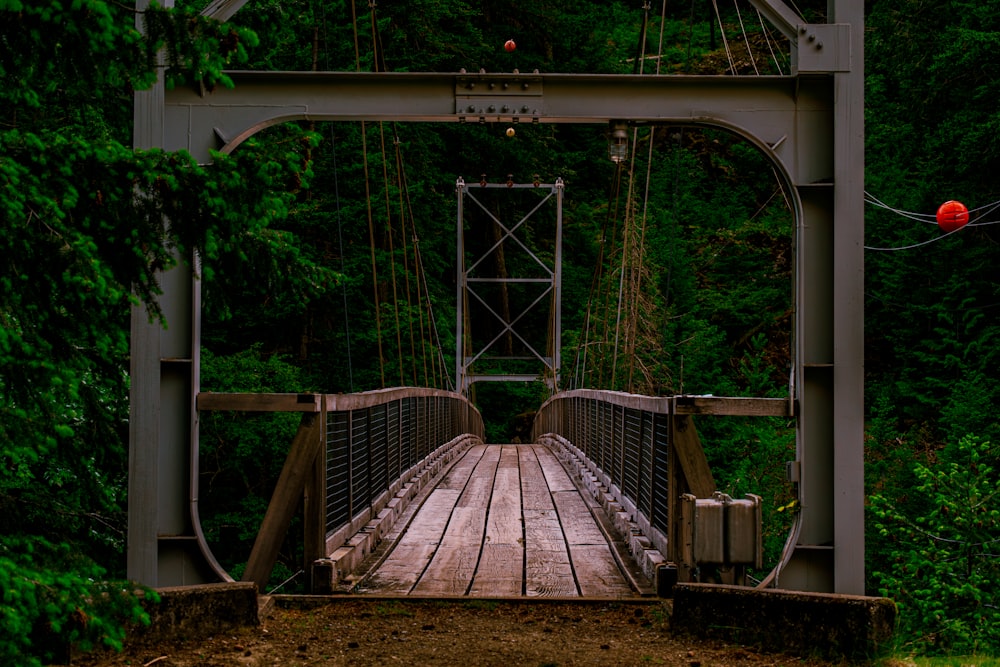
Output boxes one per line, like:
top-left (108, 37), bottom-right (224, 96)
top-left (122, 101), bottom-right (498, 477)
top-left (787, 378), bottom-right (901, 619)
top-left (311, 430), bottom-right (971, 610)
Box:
top-left (166, 72), bottom-right (831, 173)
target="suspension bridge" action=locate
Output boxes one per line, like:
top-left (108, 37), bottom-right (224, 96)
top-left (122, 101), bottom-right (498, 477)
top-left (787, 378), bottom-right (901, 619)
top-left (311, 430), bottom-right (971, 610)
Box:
top-left (129, 0), bottom-right (866, 609)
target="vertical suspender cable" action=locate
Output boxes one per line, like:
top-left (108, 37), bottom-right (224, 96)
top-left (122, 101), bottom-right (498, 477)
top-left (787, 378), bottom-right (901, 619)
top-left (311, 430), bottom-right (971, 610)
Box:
top-left (319, 1), bottom-right (354, 391)
top-left (710, 0), bottom-right (736, 73)
top-left (369, 2), bottom-right (406, 387)
top-left (625, 0), bottom-right (668, 393)
top-left (393, 131), bottom-right (422, 386)
top-left (734, 0), bottom-right (760, 75)
top-left (352, 0), bottom-right (386, 387)
top-left (611, 0), bottom-right (651, 389)
top-left (330, 133), bottom-right (355, 393)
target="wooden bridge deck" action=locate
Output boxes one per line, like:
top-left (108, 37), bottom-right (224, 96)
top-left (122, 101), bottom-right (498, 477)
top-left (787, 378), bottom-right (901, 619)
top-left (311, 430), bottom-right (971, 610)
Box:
top-left (357, 443), bottom-right (644, 598)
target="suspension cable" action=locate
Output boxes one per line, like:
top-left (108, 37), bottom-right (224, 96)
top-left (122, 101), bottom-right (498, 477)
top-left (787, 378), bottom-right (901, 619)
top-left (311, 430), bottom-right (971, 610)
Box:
top-left (734, 0), bottom-right (760, 75)
top-left (756, 7), bottom-right (784, 75)
top-left (320, 0), bottom-right (354, 391)
top-left (329, 131), bottom-right (355, 392)
top-left (710, 0), bottom-right (736, 73)
top-left (392, 129), bottom-right (422, 386)
top-left (352, 0), bottom-right (386, 387)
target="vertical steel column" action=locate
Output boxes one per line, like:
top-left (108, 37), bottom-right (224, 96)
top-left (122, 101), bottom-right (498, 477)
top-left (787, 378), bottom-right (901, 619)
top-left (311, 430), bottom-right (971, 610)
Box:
top-left (128, 0), bottom-right (167, 588)
top-left (775, 0), bottom-right (865, 595)
top-left (129, 0), bottom-right (225, 587)
top-left (830, 0), bottom-right (866, 596)
top-left (455, 177), bottom-right (466, 395)
top-left (553, 178), bottom-right (564, 390)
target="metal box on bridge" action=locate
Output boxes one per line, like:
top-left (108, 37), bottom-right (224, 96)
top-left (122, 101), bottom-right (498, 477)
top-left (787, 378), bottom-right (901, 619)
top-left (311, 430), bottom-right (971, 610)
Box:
top-left (680, 492), bottom-right (763, 581)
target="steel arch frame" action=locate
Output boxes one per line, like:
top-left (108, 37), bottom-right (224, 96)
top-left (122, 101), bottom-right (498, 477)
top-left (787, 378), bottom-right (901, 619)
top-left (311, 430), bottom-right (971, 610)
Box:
top-left (131, 0), bottom-right (864, 594)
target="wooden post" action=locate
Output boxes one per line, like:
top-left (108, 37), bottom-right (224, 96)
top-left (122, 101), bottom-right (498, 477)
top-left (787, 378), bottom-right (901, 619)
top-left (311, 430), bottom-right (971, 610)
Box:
top-left (670, 414), bottom-right (715, 582)
top-left (303, 402), bottom-right (328, 592)
top-left (671, 415), bottom-right (715, 498)
top-left (241, 412), bottom-right (322, 593)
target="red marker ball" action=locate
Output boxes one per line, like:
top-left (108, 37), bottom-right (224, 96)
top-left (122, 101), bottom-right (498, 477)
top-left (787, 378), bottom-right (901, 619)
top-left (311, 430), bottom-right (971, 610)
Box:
top-left (504, 39), bottom-right (516, 52)
top-left (936, 200), bottom-right (970, 233)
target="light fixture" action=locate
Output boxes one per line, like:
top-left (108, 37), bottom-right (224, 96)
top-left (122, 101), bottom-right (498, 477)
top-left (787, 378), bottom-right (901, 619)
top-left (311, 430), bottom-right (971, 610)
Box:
top-left (608, 120), bottom-right (628, 163)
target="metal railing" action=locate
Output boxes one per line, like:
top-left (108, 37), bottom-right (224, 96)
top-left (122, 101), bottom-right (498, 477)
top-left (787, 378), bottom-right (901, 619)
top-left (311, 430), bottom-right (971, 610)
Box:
top-left (533, 390), bottom-right (677, 553)
top-left (323, 388), bottom-right (484, 538)
top-left (199, 388), bottom-right (484, 591)
top-left (533, 390), bottom-right (790, 579)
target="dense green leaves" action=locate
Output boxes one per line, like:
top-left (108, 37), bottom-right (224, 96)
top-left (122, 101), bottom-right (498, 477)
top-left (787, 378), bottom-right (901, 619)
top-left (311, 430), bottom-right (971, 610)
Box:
top-left (3, 0), bottom-right (1000, 660)
top-left (871, 436), bottom-right (1000, 655)
top-left (1, 0), bottom-right (319, 662)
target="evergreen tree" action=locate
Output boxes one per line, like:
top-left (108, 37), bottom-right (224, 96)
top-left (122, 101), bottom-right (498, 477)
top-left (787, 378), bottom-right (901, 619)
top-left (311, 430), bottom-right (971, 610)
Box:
top-left (0, 1), bottom-right (319, 661)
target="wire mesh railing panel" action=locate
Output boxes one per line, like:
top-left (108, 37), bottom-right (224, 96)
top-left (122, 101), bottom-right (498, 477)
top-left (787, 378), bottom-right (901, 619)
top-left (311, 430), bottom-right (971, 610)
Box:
top-left (387, 401), bottom-right (401, 481)
top-left (532, 390), bottom-right (675, 543)
top-left (369, 404), bottom-right (389, 501)
top-left (323, 389), bottom-right (484, 540)
top-left (325, 411), bottom-right (351, 533)
top-left (622, 407), bottom-right (642, 501)
top-left (610, 404), bottom-right (622, 484)
top-left (583, 401), bottom-right (601, 465)
top-left (637, 411), bottom-right (654, 518)
top-left (401, 397), bottom-right (415, 470)
top-left (601, 402), bottom-right (614, 475)
top-left (350, 409), bottom-right (371, 511)
top-left (416, 398), bottom-right (428, 459)
top-left (650, 413), bottom-right (671, 535)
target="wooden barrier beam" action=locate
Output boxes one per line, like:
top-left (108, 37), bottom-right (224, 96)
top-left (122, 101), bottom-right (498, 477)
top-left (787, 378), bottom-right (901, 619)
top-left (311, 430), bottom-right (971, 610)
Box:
top-left (673, 396), bottom-right (791, 417)
top-left (197, 392), bottom-right (321, 412)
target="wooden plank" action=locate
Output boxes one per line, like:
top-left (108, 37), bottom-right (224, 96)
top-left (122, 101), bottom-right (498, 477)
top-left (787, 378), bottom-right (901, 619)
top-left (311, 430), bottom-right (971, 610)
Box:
top-left (456, 445), bottom-right (501, 506)
top-left (672, 415), bottom-right (716, 498)
top-left (467, 447), bottom-right (525, 596)
top-left (673, 395), bottom-right (791, 416)
top-left (469, 544), bottom-right (522, 597)
top-left (523, 508), bottom-right (577, 597)
top-left (443, 506), bottom-right (489, 547)
top-left (437, 444), bottom-right (487, 490)
top-left (551, 491), bottom-right (606, 546)
top-left (523, 508), bottom-right (566, 552)
top-left (534, 445), bottom-right (577, 492)
top-left (241, 413), bottom-right (321, 592)
top-left (197, 392), bottom-right (320, 412)
top-left (394, 488), bottom-right (462, 543)
top-left (519, 446), bottom-right (554, 510)
top-left (412, 545), bottom-right (481, 595)
top-left (569, 544), bottom-right (633, 597)
top-left (484, 447), bottom-right (522, 546)
top-left (412, 505), bottom-right (488, 595)
top-left (364, 543), bottom-right (438, 594)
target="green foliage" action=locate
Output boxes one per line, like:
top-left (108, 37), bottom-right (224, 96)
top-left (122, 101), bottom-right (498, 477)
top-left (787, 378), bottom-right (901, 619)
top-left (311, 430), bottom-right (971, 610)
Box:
top-left (198, 347), bottom-right (308, 587)
top-left (3, 0), bottom-right (997, 660)
top-left (1, 0), bottom-right (322, 661)
top-left (0, 537), bottom-right (158, 666)
top-left (870, 436), bottom-right (1000, 656)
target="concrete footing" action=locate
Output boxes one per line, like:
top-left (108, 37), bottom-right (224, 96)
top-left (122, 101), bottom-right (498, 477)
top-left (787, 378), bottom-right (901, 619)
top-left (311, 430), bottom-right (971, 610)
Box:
top-left (671, 583), bottom-right (896, 661)
top-left (127, 582), bottom-right (260, 647)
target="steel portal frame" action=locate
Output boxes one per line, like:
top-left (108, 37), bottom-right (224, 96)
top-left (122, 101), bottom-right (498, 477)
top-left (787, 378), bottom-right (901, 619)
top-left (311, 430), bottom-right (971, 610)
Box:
top-left (131, 0), bottom-right (864, 594)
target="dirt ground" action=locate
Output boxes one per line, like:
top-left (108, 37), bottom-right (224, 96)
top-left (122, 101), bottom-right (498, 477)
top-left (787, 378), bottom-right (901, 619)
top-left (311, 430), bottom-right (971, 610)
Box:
top-left (72, 597), bottom-right (840, 667)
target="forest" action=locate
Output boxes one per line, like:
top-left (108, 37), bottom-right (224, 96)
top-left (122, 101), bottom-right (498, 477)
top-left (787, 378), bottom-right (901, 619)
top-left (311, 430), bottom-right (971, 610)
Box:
top-left (1, 0), bottom-right (999, 663)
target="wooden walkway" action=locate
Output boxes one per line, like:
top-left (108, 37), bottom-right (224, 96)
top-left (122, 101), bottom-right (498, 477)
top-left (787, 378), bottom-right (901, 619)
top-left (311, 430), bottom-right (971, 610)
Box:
top-left (358, 444), bottom-right (640, 598)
